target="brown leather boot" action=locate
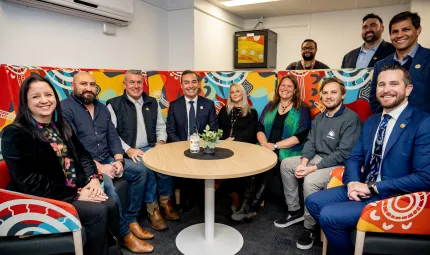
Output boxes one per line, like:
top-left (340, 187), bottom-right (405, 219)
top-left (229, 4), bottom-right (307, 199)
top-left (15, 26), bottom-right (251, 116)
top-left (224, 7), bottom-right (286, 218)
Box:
top-left (129, 222), bottom-right (154, 240)
top-left (160, 199), bottom-right (181, 221)
top-left (148, 209), bottom-right (168, 231)
top-left (123, 232), bottom-right (154, 253)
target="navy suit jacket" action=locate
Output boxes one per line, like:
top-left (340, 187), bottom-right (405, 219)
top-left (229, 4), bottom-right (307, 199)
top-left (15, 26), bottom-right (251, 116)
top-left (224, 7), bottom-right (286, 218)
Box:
top-left (341, 40), bottom-right (395, 68)
top-left (369, 45), bottom-right (430, 113)
top-left (343, 105), bottom-right (430, 198)
top-left (166, 96), bottom-right (218, 142)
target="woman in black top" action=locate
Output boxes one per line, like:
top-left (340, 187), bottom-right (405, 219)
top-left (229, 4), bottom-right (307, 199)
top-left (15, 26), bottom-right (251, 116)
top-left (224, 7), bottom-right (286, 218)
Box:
top-left (217, 83), bottom-right (259, 218)
top-left (1, 74), bottom-right (120, 255)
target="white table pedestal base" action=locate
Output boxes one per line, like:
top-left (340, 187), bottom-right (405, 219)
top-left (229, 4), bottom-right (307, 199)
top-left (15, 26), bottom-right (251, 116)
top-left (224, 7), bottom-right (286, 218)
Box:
top-left (176, 223), bottom-right (244, 255)
top-left (175, 179), bottom-right (244, 255)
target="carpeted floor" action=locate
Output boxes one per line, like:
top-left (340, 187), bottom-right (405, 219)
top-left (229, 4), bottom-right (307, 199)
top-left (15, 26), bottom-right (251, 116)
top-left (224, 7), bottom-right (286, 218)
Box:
top-left (122, 195), bottom-right (322, 255)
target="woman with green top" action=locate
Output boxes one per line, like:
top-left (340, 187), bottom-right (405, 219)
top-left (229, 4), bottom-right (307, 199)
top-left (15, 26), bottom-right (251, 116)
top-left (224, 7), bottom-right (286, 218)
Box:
top-left (232, 74), bottom-right (311, 221)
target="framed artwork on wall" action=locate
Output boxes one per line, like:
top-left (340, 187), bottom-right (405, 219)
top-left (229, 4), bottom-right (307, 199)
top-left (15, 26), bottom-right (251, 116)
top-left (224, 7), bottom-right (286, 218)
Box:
top-left (234, 29), bottom-right (277, 69)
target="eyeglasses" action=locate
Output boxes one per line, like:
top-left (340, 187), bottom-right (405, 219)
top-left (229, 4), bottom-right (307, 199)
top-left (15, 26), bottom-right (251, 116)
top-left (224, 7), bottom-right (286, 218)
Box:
top-left (301, 47), bottom-right (315, 51)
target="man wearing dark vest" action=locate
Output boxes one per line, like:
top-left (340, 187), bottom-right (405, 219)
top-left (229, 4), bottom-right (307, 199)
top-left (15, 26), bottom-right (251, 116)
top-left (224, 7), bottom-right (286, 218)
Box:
top-left (107, 70), bottom-right (180, 231)
top-left (341, 13), bottom-right (395, 68)
top-left (370, 11), bottom-right (430, 114)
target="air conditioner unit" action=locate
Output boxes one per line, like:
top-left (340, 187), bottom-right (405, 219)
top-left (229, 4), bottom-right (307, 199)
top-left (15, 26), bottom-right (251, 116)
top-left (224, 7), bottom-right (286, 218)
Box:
top-left (3, 0), bottom-right (134, 26)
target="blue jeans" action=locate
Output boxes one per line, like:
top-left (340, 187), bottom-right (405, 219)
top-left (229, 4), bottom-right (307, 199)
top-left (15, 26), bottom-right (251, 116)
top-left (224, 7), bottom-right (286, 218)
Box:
top-left (305, 186), bottom-right (381, 255)
top-left (102, 157), bottom-right (147, 237)
top-left (140, 146), bottom-right (174, 203)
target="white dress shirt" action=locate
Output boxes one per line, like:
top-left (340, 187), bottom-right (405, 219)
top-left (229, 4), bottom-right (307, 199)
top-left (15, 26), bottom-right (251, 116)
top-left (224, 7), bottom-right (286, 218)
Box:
top-left (107, 94), bottom-right (167, 152)
top-left (373, 102), bottom-right (408, 181)
top-left (185, 96), bottom-right (198, 138)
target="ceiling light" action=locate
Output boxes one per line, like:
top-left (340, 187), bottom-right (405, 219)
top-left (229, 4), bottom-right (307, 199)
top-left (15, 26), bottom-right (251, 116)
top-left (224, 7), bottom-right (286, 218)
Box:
top-left (221, 0), bottom-right (281, 7)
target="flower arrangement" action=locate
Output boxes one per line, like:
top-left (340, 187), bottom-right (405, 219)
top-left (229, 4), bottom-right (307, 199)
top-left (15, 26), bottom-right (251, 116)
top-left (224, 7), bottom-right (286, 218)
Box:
top-left (200, 125), bottom-right (223, 149)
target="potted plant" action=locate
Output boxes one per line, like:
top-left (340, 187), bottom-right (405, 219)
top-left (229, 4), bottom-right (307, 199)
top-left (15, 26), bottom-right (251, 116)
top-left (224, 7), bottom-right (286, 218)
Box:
top-left (200, 125), bottom-right (223, 154)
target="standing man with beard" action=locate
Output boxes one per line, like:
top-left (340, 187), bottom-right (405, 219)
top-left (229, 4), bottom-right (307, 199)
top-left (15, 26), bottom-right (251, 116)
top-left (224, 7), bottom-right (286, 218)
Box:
top-left (274, 77), bottom-right (362, 250)
top-left (166, 70), bottom-right (218, 211)
top-left (61, 72), bottom-right (154, 253)
top-left (286, 39), bottom-right (330, 70)
top-left (341, 13), bottom-right (395, 68)
top-left (370, 12), bottom-right (430, 113)
top-left (306, 66), bottom-right (430, 255)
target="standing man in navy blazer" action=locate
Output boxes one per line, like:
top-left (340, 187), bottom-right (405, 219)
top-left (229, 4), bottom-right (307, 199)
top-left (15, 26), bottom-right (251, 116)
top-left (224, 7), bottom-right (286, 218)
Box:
top-left (166, 70), bottom-right (218, 210)
top-left (305, 66), bottom-right (430, 255)
top-left (370, 11), bottom-right (430, 113)
top-left (341, 13), bottom-right (395, 68)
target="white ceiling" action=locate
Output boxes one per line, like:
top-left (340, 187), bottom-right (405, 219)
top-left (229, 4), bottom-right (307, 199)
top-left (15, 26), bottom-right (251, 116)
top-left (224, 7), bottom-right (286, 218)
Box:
top-left (208, 0), bottom-right (410, 19)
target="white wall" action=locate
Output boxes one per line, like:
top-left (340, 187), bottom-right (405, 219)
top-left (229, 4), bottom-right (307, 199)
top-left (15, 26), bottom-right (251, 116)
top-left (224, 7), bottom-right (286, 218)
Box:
top-left (0, 0), bottom-right (169, 70)
top-left (411, 0), bottom-right (430, 48)
top-left (194, 9), bottom-right (243, 70)
top-left (245, 4), bottom-right (409, 70)
top-left (168, 9), bottom-right (195, 70)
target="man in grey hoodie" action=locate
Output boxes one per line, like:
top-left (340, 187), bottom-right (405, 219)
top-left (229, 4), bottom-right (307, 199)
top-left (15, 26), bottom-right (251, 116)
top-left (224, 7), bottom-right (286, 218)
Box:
top-left (274, 77), bottom-right (362, 250)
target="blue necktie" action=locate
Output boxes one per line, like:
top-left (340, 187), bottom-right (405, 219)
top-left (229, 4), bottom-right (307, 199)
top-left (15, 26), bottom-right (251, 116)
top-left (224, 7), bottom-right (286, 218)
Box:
top-left (188, 101), bottom-right (196, 136)
top-left (366, 114), bottom-right (392, 183)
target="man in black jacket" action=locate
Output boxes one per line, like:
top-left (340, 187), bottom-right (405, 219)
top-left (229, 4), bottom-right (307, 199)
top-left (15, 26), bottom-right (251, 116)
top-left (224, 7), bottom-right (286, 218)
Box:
top-left (342, 13), bottom-right (395, 68)
top-left (166, 70), bottom-right (218, 211)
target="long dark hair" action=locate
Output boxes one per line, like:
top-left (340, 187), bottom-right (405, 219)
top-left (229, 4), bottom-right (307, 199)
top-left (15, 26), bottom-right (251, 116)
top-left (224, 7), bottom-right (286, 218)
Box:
top-left (13, 73), bottom-right (72, 141)
top-left (270, 74), bottom-right (305, 111)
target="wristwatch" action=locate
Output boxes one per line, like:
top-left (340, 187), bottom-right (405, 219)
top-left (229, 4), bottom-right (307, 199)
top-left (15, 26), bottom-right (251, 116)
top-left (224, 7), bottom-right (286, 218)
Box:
top-left (367, 181), bottom-right (379, 195)
top-left (274, 143), bottom-right (278, 150)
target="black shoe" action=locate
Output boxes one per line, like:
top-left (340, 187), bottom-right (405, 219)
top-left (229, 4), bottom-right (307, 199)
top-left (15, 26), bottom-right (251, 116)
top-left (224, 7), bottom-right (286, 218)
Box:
top-left (273, 212), bottom-right (304, 228)
top-left (296, 228), bottom-right (316, 250)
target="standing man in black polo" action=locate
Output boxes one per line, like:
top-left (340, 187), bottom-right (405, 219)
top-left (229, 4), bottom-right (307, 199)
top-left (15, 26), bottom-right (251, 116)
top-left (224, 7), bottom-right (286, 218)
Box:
top-left (286, 39), bottom-right (330, 70)
top-left (107, 70), bottom-right (180, 232)
top-left (341, 13), bottom-right (395, 68)
top-left (166, 70), bottom-right (218, 210)
top-left (61, 72), bottom-right (153, 253)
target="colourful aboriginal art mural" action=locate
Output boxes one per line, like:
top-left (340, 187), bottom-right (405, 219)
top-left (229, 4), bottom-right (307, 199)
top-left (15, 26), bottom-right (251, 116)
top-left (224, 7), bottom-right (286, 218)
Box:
top-left (0, 65), bottom-right (374, 160)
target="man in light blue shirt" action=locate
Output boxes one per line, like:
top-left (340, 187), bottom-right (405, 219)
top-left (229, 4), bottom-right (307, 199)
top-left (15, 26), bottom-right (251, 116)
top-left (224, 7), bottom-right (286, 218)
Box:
top-left (342, 13), bottom-right (395, 68)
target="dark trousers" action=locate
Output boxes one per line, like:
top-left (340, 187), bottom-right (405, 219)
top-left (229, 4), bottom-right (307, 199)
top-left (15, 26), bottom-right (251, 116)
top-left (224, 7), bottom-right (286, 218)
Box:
top-left (175, 177), bottom-right (204, 207)
top-left (305, 186), bottom-right (381, 255)
top-left (71, 198), bottom-right (119, 255)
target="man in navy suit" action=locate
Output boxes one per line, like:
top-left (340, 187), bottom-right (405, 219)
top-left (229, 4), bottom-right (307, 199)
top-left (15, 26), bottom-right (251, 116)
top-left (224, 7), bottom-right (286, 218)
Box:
top-left (166, 70), bottom-right (218, 210)
top-left (341, 13), bottom-right (395, 68)
top-left (370, 11), bottom-right (430, 113)
top-left (306, 66), bottom-right (430, 255)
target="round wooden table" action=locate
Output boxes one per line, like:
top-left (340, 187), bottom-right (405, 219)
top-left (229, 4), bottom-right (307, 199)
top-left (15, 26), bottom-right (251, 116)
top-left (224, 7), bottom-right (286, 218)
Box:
top-left (142, 140), bottom-right (277, 255)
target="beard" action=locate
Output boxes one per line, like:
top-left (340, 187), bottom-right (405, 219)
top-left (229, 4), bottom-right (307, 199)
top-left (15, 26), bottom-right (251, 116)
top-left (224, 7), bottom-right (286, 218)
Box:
top-left (302, 52), bottom-right (315, 61)
top-left (74, 91), bottom-right (96, 105)
top-left (377, 93), bottom-right (406, 110)
top-left (324, 99), bottom-right (342, 111)
top-left (362, 31), bottom-right (381, 43)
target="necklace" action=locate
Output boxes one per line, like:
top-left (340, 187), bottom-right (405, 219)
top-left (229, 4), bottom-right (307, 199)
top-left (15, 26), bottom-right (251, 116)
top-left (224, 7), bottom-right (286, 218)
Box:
top-left (301, 59), bottom-right (316, 70)
top-left (229, 107), bottom-right (242, 137)
top-left (280, 101), bottom-right (292, 113)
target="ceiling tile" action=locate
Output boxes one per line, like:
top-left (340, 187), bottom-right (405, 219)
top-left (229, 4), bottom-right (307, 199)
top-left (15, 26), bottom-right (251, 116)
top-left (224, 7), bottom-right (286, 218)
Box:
top-left (310, 0), bottom-right (356, 13)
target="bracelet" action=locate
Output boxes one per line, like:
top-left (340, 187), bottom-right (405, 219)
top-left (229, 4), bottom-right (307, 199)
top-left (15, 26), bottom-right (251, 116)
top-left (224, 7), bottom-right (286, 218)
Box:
top-left (86, 173), bottom-right (103, 185)
top-left (114, 158), bottom-right (124, 163)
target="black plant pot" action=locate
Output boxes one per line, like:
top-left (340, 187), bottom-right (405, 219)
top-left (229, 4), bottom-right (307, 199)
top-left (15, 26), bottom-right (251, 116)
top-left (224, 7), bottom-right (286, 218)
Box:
top-left (204, 147), bottom-right (216, 155)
